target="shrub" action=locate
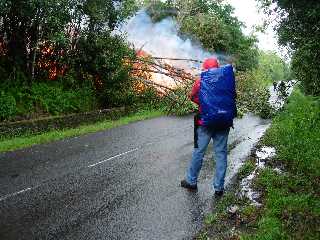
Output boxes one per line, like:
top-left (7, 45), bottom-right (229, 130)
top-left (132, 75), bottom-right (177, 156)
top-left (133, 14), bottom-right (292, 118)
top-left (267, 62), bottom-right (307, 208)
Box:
top-left (0, 92), bottom-right (17, 120)
top-left (30, 83), bottom-right (96, 115)
top-left (257, 51), bottom-right (291, 86)
top-left (292, 43), bottom-right (320, 96)
top-left (161, 87), bottom-right (197, 115)
top-left (133, 86), bottom-right (161, 108)
top-left (247, 91), bottom-right (320, 239)
top-left (0, 81), bottom-right (97, 121)
top-left (263, 91), bottom-right (320, 177)
top-left (236, 71), bottom-right (273, 118)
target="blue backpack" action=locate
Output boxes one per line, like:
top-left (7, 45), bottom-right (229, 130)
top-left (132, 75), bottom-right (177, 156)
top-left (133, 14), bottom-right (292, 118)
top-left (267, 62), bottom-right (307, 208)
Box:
top-left (199, 64), bottom-right (237, 129)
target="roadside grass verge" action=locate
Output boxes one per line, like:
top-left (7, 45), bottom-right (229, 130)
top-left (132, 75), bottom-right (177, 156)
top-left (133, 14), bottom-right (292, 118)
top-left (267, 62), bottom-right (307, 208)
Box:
top-left (0, 109), bottom-right (163, 153)
top-left (197, 91), bottom-right (320, 239)
top-left (248, 91), bottom-right (320, 239)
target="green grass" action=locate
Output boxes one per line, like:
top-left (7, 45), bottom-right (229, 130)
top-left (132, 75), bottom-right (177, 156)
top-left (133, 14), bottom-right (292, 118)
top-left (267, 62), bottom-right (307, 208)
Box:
top-left (197, 90), bottom-right (320, 240)
top-left (243, 90), bottom-right (320, 239)
top-left (238, 158), bottom-right (256, 179)
top-left (0, 109), bottom-right (163, 153)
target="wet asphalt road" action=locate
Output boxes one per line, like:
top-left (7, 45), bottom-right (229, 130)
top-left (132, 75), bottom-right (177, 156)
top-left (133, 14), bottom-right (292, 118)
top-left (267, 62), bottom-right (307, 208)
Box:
top-left (0, 114), bottom-right (270, 240)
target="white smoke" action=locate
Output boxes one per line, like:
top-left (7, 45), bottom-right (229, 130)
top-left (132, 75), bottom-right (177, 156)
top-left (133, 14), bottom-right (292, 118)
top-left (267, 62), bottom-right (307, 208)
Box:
top-left (120, 10), bottom-right (215, 71)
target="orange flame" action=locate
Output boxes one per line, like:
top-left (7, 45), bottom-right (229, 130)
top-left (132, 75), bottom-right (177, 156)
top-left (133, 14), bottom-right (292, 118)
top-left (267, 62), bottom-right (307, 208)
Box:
top-left (130, 50), bottom-right (195, 94)
top-left (38, 43), bottom-right (67, 80)
top-left (130, 50), bottom-right (153, 93)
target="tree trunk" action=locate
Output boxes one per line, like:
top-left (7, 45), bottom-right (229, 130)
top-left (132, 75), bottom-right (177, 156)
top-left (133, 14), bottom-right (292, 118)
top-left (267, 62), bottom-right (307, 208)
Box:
top-left (31, 24), bottom-right (42, 80)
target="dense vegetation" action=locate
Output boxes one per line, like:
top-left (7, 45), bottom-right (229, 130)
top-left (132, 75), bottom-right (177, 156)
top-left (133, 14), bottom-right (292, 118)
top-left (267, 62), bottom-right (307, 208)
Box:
top-left (196, 1), bottom-right (320, 238)
top-left (142, 0), bottom-right (259, 71)
top-left (0, 0), bottom-right (290, 122)
top-left (198, 92), bottom-right (320, 239)
top-left (141, 0), bottom-right (290, 118)
top-left (252, 91), bottom-right (320, 239)
top-left (1, 1), bottom-right (318, 237)
top-left (0, 0), bottom-right (138, 120)
top-left (258, 0), bottom-right (320, 96)
top-left (236, 51), bottom-right (290, 118)
top-left (252, 7), bottom-right (320, 237)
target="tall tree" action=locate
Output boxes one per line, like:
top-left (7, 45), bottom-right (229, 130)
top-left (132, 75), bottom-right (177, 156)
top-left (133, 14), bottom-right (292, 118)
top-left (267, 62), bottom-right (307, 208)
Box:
top-left (258, 0), bottom-right (320, 95)
top-left (143, 0), bottom-right (258, 70)
top-left (0, 0), bottom-right (137, 106)
top-left (0, 0), bottom-right (70, 80)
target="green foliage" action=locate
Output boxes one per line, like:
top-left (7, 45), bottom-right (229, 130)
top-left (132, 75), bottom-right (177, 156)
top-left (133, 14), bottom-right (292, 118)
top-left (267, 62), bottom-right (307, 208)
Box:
top-left (291, 42), bottom-right (320, 96)
top-left (236, 71), bottom-right (273, 118)
top-left (0, 0), bottom-right (71, 77)
top-left (132, 86), bottom-right (162, 109)
top-left (0, 0), bottom-right (139, 118)
top-left (234, 50), bottom-right (291, 118)
top-left (204, 213), bottom-right (218, 225)
top-left (144, 0), bottom-right (177, 22)
top-left (233, 36), bottom-right (259, 72)
top-left (196, 232), bottom-right (208, 240)
top-left (258, 0), bottom-right (320, 96)
top-left (263, 91), bottom-right (320, 177)
top-left (244, 91), bottom-right (320, 239)
top-left (1, 81), bottom-right (97, 120)
top-left (249, 168), bottom-right (320, 239)
top-left (58, 1), bottom-right (136, 108)
top-left (179, 14), bottom-right (232, 53)
top-left (257, 51), bottom-right (291, 85)
top-left (30, 83), bottom-right (96, 115)
top-left (73, 33), bottom-right (135, 106)
top-left (162, 87), bottom-right (197, 115)
top-left (240, 205), bottom-right (257, 219)
top-left (251, 216), bottom-right (285, 240)
top-left (0, 92), bottom-right (17, 120)
top-left (176, 0), bottom-right (259, 71)
top-left (141, 0), bottom-right (259, 71)
top-left (238, 159), bottom-right (256, 179)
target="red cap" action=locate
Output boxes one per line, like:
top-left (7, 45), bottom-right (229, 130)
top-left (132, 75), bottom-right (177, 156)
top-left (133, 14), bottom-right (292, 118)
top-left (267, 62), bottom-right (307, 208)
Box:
top-left (202, 58), bottom-right (219, 70)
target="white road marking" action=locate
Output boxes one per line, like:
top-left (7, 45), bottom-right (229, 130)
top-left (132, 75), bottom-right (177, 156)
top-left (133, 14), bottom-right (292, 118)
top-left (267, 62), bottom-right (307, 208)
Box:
top-left (1, 147), bottom-right (143, 202)
top-left (87, 148), bottom-right (139, 168)
top-left (0, 188), bottom-right (32, 202)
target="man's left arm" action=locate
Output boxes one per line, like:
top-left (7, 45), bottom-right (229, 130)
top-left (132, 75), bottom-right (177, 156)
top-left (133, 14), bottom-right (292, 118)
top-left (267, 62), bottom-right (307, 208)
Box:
top-left (189, 78), bottom-right (200, 105)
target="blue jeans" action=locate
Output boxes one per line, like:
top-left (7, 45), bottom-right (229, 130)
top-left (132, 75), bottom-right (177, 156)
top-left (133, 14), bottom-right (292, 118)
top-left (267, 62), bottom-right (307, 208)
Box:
top-left (186, 126), bottom-right (230, 191)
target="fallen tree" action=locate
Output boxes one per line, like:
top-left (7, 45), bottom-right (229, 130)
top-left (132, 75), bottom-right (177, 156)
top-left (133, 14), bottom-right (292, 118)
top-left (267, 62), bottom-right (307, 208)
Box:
top-left (129, 51), bottom-right (197, 114)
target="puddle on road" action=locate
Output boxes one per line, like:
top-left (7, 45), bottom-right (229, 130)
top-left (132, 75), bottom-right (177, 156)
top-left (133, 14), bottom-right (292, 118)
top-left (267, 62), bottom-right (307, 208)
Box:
top-left (220, 81), bottom-right (295, 188)
top-left (176, 81), bottom-right (297, 239)
top-left (194, 81), bottom-right (296, 229)
top-left (225, 114), bottom-right (271, 186)
top-left (198, 113), bottom-right (270, 194)
top-left (194, 113), bottom-right (271, 220)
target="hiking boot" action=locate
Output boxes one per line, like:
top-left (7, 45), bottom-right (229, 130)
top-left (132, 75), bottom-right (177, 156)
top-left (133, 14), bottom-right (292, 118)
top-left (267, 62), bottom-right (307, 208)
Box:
top-left (180, 179), bottom-right (197, 191)
top-left (214, 190), bottom-right (224, 198)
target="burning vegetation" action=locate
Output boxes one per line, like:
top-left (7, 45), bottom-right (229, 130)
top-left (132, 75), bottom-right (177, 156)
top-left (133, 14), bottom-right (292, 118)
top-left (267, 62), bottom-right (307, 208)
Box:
top-left (1, 29), bottom-right (197, 113)
top-left (37, 43), bottom-right (68, 80)
top-left (130, 49), bottom-right (197, 93)
top-left (128, 49), bottom-right (200, 113)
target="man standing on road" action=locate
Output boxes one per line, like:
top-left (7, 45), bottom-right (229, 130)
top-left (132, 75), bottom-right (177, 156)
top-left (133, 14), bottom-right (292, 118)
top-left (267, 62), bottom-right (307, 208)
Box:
top-left (180, 58), bottom-right (237, 197)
